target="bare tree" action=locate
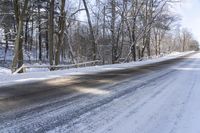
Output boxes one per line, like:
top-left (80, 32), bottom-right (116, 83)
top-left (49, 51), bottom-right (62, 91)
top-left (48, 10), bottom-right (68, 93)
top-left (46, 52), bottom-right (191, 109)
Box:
top-left (55, 0), bottom-right (66, 65)
top-left (12, 0), bottom-right (29, 72)
top-left (82, 0), bottom-right (97, 61)
top-left (48, 0), bottom-right (54, 67)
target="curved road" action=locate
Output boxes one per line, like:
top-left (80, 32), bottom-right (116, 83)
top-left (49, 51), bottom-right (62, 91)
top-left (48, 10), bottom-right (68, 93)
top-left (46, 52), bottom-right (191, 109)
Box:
top-left (0, 52), bottom-right (200, 133)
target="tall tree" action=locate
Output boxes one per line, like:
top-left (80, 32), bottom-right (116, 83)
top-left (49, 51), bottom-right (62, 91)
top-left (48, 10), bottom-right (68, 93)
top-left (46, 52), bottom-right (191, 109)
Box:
top-left (55, 0), bottom-right (66, 65)
top-left (82, 0), bottom-right (97, 60)
top-left (48, 0), bottom-right (54, 66)
top-left (37, 0), bottom-right (42, 61)
top-left (111, 0), bottom-right (116, 64)
top-left (12, 0), bottom-right (29, 72)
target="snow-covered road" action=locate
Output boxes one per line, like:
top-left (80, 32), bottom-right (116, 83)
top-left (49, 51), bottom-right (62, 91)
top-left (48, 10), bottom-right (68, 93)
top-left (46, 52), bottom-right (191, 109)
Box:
top-left (0, 52), bottom-right (200, 133)
top-left (98, 53), bottom-right (200, 133)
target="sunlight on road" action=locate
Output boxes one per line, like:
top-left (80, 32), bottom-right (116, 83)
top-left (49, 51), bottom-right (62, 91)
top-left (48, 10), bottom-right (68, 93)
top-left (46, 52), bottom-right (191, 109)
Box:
top-left (74, 87), bottom-right (110, 95)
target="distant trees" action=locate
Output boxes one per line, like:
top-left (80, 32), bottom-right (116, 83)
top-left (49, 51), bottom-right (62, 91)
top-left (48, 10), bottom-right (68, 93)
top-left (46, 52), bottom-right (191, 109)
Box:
top-left (178, 28), bottom-right (199, 52)
top-left (0, 0), bottom-right (199, 73)
top-left (0, 0), bottom-right (14, 61)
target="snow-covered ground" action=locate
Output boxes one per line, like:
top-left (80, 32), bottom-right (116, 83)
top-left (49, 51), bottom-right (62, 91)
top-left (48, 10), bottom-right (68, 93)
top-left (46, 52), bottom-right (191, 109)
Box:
top-left (0, 51), bottom-right (200, 133)
top-left (48, 52), bottom-right (200, 133)
top-left (94, 52), bottom-right (200, 133)
top-left (0, 51), bottom-right (194, 87)
top-left (0, 66), bottom-right (11, 75)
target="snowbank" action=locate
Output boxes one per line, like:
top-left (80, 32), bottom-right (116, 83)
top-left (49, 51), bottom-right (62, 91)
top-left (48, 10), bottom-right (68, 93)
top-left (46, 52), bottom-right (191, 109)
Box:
top-left (0, 51), bottom-right (194, 87)
top-left (0, 67), bottom-right (11, 76)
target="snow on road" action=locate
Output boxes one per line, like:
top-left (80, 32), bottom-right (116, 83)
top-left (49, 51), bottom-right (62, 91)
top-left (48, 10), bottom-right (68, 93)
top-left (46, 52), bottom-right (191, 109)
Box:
top-left (95, 53), bottom-right (200, 133)
top-left (49, 52), bottom-right (200, 133)
top-left (0, 51), bottom-right (200, 133)
top-left (0, 51), bottom-right (193, 87)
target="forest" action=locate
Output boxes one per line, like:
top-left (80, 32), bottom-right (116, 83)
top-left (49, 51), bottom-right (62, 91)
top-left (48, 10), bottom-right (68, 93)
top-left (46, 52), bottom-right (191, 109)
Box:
top-left (0, 0), bottom-right (199, 73)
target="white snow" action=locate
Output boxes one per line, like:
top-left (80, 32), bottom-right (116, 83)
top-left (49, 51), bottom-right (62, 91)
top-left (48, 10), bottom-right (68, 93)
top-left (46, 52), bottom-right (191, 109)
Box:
top-left (0, 51), bottom-right (200, 133)
top-left (46, 52), bottom-right (200, 133)
top-left (0, 66), bottom-right (11, 75)
top-left (0, 51), bottom-right (194, 87)
top-left (94, 52), bottom-right (200, 133)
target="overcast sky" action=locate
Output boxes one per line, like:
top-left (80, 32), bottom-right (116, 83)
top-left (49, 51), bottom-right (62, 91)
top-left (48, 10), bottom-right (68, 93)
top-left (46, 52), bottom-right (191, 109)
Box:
top-left (175, 0), bottom-right (200, 43)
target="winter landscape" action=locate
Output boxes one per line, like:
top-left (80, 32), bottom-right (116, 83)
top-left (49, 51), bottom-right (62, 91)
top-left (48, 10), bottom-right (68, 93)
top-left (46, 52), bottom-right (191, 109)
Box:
top-left (0, 0), bottom-right (200, 133)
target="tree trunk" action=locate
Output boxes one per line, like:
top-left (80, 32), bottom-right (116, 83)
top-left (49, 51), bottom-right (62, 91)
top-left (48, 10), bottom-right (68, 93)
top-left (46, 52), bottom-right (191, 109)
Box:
top-left (146, 30), bottom-right (151, 57)
top-left (12, 0), bottom-right (28, 73)
top-left (103, 6), bottom-right (106, 39)
top-left (131, 17), bottom-right (136, 61)
top-left (38, 0), bottom-right (42, 61)
top-left (4, 28), bottom-right (9, 61)
top-left (82, 0), bottom-right (97, 61)
top-left (25, 17), bottom-right (29, 49)
top-left (46, 29), bottom-right (49, 59)
top-left (131, 0), bottom-right (138, 61)
top-left (48, 0), bottom-right (54, 67)
top-left (30, 12), bottom-right (34, 51)
top-left (55, 0), bottom-right (66, 65)
top-left (111, 0), bottom-right (116, 64)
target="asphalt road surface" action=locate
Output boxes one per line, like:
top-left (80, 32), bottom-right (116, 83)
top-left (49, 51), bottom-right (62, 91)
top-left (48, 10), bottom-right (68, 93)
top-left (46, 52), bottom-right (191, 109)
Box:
top-left (0, 52), bottom-right (200, 133)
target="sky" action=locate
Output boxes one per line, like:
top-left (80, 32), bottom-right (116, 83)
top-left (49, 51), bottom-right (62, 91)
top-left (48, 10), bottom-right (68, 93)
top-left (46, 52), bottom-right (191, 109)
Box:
top-left (175, 0), bottom-right (200, 43)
